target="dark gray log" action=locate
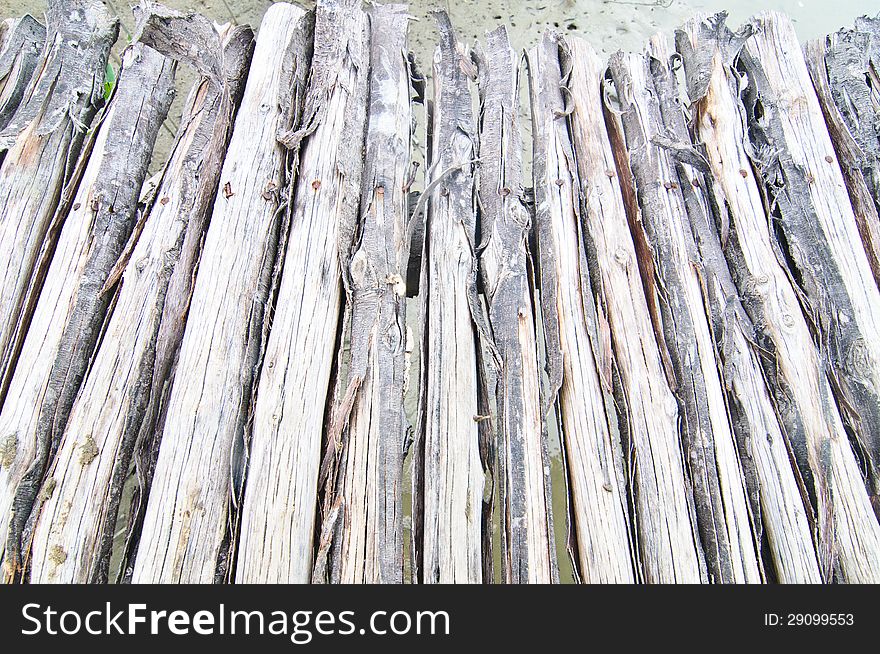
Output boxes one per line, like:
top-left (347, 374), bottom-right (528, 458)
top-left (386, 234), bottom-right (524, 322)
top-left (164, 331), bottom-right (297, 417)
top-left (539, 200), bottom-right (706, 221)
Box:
top-left (476, 26), bottom-right (556, 584)
top-left (0, 16), bottom-right (45, 134)
top-left (0, 42), bottom-right (174, 581)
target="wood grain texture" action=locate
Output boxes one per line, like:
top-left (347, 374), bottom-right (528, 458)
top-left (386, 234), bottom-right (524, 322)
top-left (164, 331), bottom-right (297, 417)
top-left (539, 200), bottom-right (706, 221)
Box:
top-left (679, 12), bottom-right (880, 583)
top-left (0, 15), bottom-right (44, 134)
top-left (131, 3), bottom-right (310, 583)
top-left (0, 0), bottom-right (117, 412)
top-left (0, 42), bottom-right (174, 581)
top-left (675, 15), bottom-right (821, 583)
top-left (26, 8), bottom-right (254, 584)
top-left (322, 3), bottom-right (412, 585)
top-left (563, 35), bottom-right (704, 583)
top-left (475, 26), bottom-right (555, 584)
top-left (236, 0), bottom-right (370, 584)
top-left (417, 11), bottom-right (485, 584)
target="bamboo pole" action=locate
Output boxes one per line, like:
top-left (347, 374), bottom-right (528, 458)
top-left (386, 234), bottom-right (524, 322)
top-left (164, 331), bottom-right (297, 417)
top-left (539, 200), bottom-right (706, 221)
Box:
top-left (416, 11), bottom-right (485, 584)
top-left (0, 15), bottom-right (44, 134)
top-left (476, 26), bottom-right (555, 584)
top-left (0, 42), bottom-right (175, 581)
top-left (679, 11), bottom-right (880, 583)
top-left (320, 3), bottom-right (412, 585)
top-left (560, 34), bottom-right (705, 583)
top-left (236, 0), bottom-right (370, 584)
top-left (131, 2), bottom-right (312, 583)
top-left (736, 14), bottom-right (880, 577)
top-left (0, 0), bottom-right (118, 410)
top-left (25, 6), bottom-right (254, 584)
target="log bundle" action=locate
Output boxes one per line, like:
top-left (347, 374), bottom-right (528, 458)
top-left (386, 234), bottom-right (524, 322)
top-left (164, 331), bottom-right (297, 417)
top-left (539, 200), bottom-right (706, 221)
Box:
top-left (0, 1), bottom-right (877, 584)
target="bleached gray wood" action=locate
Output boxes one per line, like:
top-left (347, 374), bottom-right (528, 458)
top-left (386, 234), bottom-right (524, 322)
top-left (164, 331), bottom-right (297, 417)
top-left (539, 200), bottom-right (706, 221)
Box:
top-left (608, 39), bottom-right (762, 583)
top-left (805, 32), bottom-right (880, 290)
top-left (323, 3), bottom-right (411, 585)
top-left (477, 26), bottom-right (555, 584)
top-left (0, 0), bottom-right (117, 412)
top-left (528, 32), bottom-right (636, 584)
top-left (418, 11), bottom-right (485, 584)
top-left (680, 11), bottom-right (880, 583)
top-left (674, 15), bottom-right (822, 583)
top-left (562, 35), bottom-right (703, 583)
top-left (0, 42), bottom-right (174, 581)
top-left (0, 15), bottom-right (45, 134)
top-left (236, 0), bottom-right (370, 584)
top-left (26, 9), bottom-right (254, 584)
top-left (131, 2), bottom-right (311, 583)
top-left (738, 12), bottom-right (880, 554)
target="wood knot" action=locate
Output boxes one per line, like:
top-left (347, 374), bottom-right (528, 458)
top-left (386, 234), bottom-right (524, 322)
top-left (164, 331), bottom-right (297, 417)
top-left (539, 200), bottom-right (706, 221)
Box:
top-left (500, 187), bottom-right (511, 197)
top-left (222, 182), bottom-right (234, 199)
top-left (312, 179), bottom-right (322, 190)
top-left (739, 169), bottom-right (749, 178)
top-left (824, 155), bottom-right (833, 163)
top-left (605, 169), bottom-right (615, 179)
top-left (159, 197), bottom-right (170, 206)
top-left (262, 180), bottom-right (278, 201)
top-left (554, 178), bottom-right (564, 187)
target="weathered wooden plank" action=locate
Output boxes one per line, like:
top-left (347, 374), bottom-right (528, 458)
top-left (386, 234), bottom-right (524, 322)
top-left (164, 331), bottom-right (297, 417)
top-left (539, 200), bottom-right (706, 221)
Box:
top-left (0, 15), bottom-right (45, 134)
top-left (475, 26), bottom-right (555, 584)
top-left (0, 42), bottom-right (174, 581)
top-left (236, 0), bottom-right (370, 584)
top-left (0, 0), bottom-right (118, 410)
top-left (131, 2), bottom-right (312, 583)
top-left (608, 41), bottom-right (761, 583)
top-left (804, 17), bottom-right (880, 291)
top-left (528, 32), bottom-right (636, 584)
top-left (417, 11), bottom-right (485, 584)
top-left (738, 12), bottom-right (880, 553)
top-left (561, 35), bottom-right (703, 583)
top-left (679, 12), bottom-right (880, 583)
top-left (25, 7), bottom-right (254, 584)
top-left (318, 3), bottom-right (412, 585)
top-left (673, 15), bottom-right (822, 584)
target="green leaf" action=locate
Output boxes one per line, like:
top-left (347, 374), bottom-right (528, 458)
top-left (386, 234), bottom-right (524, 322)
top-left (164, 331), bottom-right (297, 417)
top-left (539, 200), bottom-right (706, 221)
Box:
top-left (103, 62), bottom-right (116, 102)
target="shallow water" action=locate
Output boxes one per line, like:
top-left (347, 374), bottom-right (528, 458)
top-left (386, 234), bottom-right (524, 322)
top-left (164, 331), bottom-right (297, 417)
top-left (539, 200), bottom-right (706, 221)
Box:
top-left (3, 0), bottom-right (878, 582)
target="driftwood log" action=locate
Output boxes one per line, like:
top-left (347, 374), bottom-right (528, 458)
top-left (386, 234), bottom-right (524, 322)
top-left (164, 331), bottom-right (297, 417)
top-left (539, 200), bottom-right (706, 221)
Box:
top-left (0, 42), bottom-right (174, 581)
top-left (0, 15), bottom-right (45, 135)
top-left (416, 12), bottom-right (486, 584)
top-left (477, 26), bottom-right (555, 584)
top-left (319, 3), bottom-right (413, 585)
top-left (563, 35), bottom-right (705, 583)
top-left (237, 0), bottom-right (369, 584)
top-left (528, 33), bottom-right (636, 583)
top-left (25, 6), bottom-right (254, 584)
top-left (678, 12), bottom-right (880, 583)
top-left (0, 0), bottom-right (117, 410)
top-left (608, 40), bottom-right (762, 583)
top-left (131, 2), bottom-right (311, 583)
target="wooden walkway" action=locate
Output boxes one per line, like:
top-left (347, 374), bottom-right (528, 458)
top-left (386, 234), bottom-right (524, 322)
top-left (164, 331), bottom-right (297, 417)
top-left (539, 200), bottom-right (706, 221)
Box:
top-left (0, 0), bottom-right (879, 584)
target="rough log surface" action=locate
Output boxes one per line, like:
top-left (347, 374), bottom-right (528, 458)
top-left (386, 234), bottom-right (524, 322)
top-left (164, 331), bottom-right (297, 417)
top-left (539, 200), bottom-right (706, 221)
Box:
top-left (322, 3), bottom-right (412, 585)
top-left (0, 42), bottom-right (174, 581)
top-left (418, 12), bottom-right (485, 584)
top-left (737, 14), bottom-right (880, 573)
top-left (237, 0), bottom-right (369, 584)
top-left (26, 7), bottom-right (254, 584)
top-left (675, 14), bottom-right (822, 583)
top-left (131, 2), bottom-right (310, 583)
top-left (608, 38), bottom-right (763, 583)
top-left (0, 0), bottom-right (117, 411)
top-left (0, 15), bottom-right (45, 134)
top-left (563, 35), bottom-right (704, 583)
top-left (680, 11), bottom-right (880, 583)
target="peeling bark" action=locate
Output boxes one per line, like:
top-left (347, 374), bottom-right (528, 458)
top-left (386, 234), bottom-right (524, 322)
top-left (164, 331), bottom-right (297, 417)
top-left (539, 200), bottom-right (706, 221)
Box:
top-left (680, 11), bottom-right (880, 583)
top-left (0, 15), bottom-right (45, 134)
top-left (319, 3), bottom-right (412, 585)
top-left (476, 26), bottom-right (555, 584)
top-left (237, 0), bottom-right (370, 584)
top-left (131, 3), bottom-right (311, 583)
top-left (25, 6), bottom-right (254, 584)
top-left (608, 40), bottom-right (761, 583)
top-left (0, 0), bottom-right (118, 413)
top-left (0, 42), bottom-right (174, 581)
top-left (737, 14), bottom-right (880, 571)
